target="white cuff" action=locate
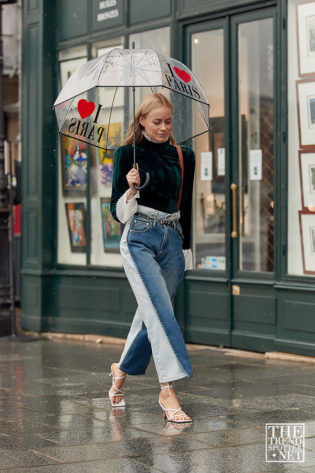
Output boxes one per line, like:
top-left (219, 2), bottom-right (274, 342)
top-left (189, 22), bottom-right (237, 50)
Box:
top-left (183, 249), bottom-right (193, 271)
top-left (116, 189), bottom-right (140, 223)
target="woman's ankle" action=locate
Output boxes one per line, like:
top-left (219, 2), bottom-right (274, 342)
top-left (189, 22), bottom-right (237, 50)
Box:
top-left (160, 382), bottom-right (174, 395)
top-left (114, 363), bottom-right (126, 375)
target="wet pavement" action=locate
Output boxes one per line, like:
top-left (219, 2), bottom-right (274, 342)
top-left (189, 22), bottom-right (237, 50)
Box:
top-left (0, 337), bottom-right (315, 473)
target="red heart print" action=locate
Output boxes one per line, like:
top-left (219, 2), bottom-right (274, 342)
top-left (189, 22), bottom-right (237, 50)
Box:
top-left (174, 67), bottom-right (191, 83)
top-left (78, 99), bottom-right (95, 119)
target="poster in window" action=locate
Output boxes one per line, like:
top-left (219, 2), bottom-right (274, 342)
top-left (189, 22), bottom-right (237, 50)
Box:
top-left (299, 210), bottom-right (315, 274)
top-left (296, 1), bottom-right (315, 76)
top-left (65, 203), bottom-right (87, 253)
top-left (209, 115), bottom-right (247, 194)
top-left (299, 150), bottom-right (315, 209)
top-left (60, 135), bottom-right (87, 194)
top-left (100, 198), bottom-right (122, 253)
top-left (296, 79), bottom-right (315, 148)
top-left (97, 122), bottom-right (122, 186)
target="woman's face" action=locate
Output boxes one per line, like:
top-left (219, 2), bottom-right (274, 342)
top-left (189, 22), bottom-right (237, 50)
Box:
top-left (140, 105), bottom-right (172, 142)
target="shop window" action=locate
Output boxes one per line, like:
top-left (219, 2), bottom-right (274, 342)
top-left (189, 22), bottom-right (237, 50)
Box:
top-left (90, 39), bottom-right (124, 267)
top-left (57, 40), bottom-right (124, 267)
top-left (57, 45), bottom-right (88, 266)
top-left (129, 27), bottom-right (170, 56)
top-left (288, 1), bottom-right (315, 277)
top-left (129, 27), bottom-right (171, 110)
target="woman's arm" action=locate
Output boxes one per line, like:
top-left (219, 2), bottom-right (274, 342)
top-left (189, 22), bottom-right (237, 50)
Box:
top-left (110, 146), bottom-right (140, 224)
top-left (178, 146), bottom-right (196, 270)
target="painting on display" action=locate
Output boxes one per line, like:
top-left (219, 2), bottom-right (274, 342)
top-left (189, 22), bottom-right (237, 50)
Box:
top-left (60, 136), bottom-right (87, 194)
top-left (299, 150), bottom-right (315, 209)
top-left (97, 122), bottom-right (122, 186)
top-left (65, 203), bottom-right (87, 253)
top-left (299, 210), bottom-right (315, 274)
top-left (100, 198), bottom-right (122, 253)
top-left (296, 1), bottom-right (315, 76)
top-left (296, 79), bottom-right (315, 148)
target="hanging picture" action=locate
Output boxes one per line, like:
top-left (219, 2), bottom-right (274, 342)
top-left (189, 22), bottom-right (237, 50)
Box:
top-left (65, 203), bottom-right (87, 253)
top-left (296, 79), bottom-right (315, 148)
top-left (299, 150), bottom-right (315, 209)
top-left (296, 1), bottom-right (315, 77)
top-left (60, 135), bottom-right (87, 194)
top-left (299, 210), bottom-right (315, 274)
top-left (100, 198), bottom-right (122, 253)
top-left (97, 122), bottom-right (122, 186)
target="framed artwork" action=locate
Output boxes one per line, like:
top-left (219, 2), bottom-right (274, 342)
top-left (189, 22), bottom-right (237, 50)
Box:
top-left (296, 79), bottom-right (315, 148)
top-left (60, 135), bottom-right (87, 194)
top-left (299, 210), bottom-right (315, 274)
top-left (296, 1), bottom-right (315, 77)
top-left (298, 150), bottom-right (315, 209)
top-left (96, 122), bottom-right (122, 186)
top-left (65, 203), bottom-right (87, 253)
top-left (100, 198), bottom-right (123, 253)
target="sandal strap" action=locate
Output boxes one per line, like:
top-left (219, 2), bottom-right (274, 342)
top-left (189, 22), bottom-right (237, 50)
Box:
top-left (163, 407), bottom-right (183, 414)
top-left (111, 385), bottom-right (123, 393)
top-left (160, 383), bottom-right (173, 390)
top-left (109, 382), bottom-right (124, 396)
top-left (165, 407), bottom-right (188, 420)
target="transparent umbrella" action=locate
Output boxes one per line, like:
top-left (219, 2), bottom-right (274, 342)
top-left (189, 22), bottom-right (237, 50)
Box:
top-left (54, 46), bottom-right (210, 190)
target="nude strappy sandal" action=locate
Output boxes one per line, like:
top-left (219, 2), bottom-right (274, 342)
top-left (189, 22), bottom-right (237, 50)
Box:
top-left (108, 363), bottom-right (126, 407)
top-left (158, 382), bottom-right (192, 423)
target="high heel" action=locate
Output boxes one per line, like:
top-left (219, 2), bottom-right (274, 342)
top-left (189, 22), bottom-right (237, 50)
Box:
top-left (108, 363), bottom-right (126, 407)
top-left (158, 382), bottom-right (192, 423)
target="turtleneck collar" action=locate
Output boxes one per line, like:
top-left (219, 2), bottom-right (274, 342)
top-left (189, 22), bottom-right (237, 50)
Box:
top-left (142, 130), bottom-right (169, 144)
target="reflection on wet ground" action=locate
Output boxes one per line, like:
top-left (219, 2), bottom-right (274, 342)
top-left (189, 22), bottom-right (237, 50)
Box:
top-left (0, 339), bottom-right (314, 472)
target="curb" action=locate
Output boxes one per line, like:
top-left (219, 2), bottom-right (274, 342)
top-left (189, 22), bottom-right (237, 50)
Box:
top-left (21, 330), bottom-right (315, 363)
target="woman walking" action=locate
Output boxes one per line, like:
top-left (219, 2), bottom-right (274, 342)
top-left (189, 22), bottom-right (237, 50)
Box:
top-left (109, 93), bottom-right (195, 423)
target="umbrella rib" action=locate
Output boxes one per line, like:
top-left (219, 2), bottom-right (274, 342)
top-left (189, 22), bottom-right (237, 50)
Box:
top-left (105, 87), bottom-right (118, 149)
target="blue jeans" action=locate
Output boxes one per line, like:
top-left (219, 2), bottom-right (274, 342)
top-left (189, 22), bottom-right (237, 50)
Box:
top-left (118, 204), bottom-right (193, 383)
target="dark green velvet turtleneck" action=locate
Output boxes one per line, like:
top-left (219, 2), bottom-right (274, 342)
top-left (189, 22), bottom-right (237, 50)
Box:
top-left (110, 136), bottom-right (195, 249)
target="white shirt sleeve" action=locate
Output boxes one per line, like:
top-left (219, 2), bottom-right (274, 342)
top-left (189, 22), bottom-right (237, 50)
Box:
top-left (116, 189), bottom-right (140, 224)
top-left (183, 249), bottom-right (193, 271)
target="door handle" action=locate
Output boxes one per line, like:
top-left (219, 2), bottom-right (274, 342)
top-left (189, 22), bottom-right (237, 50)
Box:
top-left (241, 185), bottom-right (245, 237)
top-left (231, 183), bottom-right (238, 238)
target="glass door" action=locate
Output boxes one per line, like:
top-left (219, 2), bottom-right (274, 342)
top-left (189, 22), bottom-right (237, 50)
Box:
top-left (189, 11), bottom-right (276, 278)
top-left (185, 7), bottom-right (277, 348)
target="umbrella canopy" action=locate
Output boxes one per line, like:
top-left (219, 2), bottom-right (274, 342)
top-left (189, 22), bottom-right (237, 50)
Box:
top-left (54, 48), bottom-right (210, 150)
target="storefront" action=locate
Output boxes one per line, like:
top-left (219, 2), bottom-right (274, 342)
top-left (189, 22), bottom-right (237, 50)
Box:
top-left (21, 0), bottom-right (315, 355)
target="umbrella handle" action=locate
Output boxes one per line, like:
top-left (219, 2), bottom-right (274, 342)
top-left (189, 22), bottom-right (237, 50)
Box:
top-left (132, 162), bottom-right (150, 191)
top-left (134, 171), bottom-right (151, 191)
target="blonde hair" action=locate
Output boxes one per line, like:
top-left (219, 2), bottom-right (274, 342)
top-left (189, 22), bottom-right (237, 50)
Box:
top-left (124, 93), bottom-right (176, 145)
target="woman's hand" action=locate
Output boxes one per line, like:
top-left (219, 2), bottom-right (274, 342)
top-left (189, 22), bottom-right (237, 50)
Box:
top-left (125, 164), bottom-right (140, 201)
top-left (126, 163), bottom-right (140, 192)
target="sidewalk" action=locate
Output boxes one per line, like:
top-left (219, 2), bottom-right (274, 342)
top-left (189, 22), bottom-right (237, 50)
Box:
top-left (0, 336), bottom-right (314, 473)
